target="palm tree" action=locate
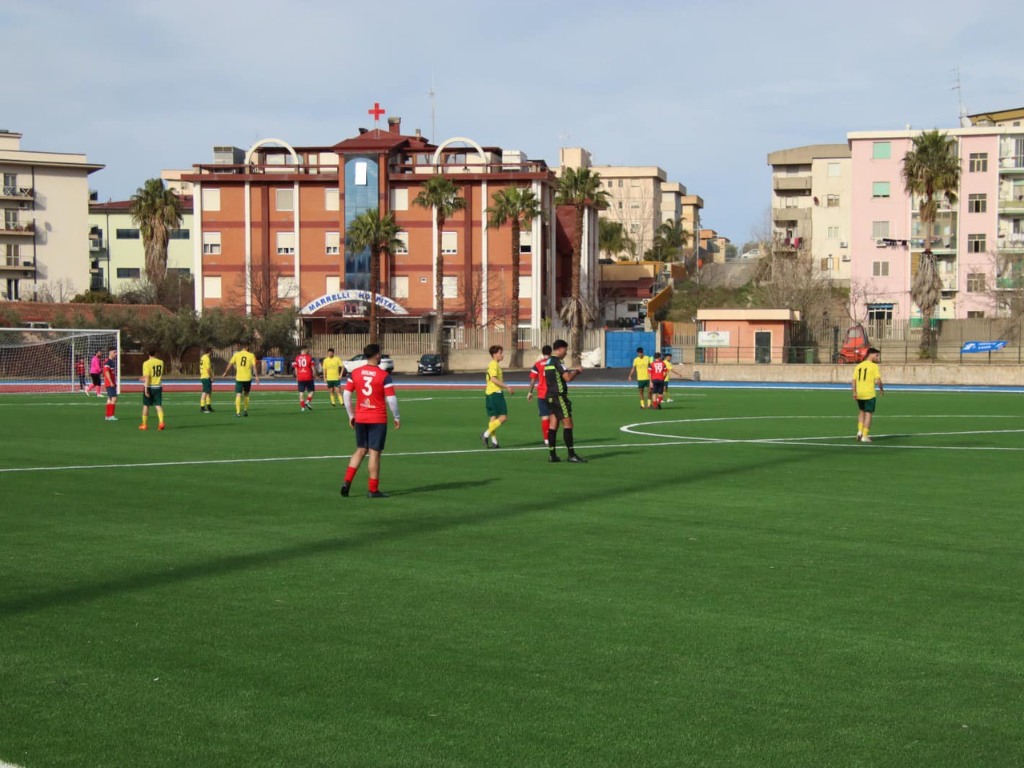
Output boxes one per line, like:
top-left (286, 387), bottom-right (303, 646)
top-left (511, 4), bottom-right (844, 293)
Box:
top-left (346, 208), bottom-right (403, 344)
top-left (130, 178), bottom-right (183, 285)
top-left (555, 167), bottom-right (609, 366)
top-left (902, 130), bottom-right (961, 353)
top-left (598, 219), bottom-right (634, 261)
top-left (647, 218), bottom-right (690, 262)
top-left (485, 187), bottom-right (544, 366)
top-left (413, 176), bottom-right (467, 354)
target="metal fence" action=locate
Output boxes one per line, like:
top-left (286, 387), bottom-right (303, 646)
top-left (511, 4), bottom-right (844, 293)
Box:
top-left (304, 328), bottom-right (606, 359)
top-left (671, 318), bottom-right (1024, 365)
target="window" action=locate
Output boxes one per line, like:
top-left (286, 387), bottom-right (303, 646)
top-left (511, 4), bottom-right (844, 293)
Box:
top-left (630, 180), bottom-right (640, 188)
top-left (277, 231), bottom-right (296, 255)
top-left (827, 226), bottom-right (840, 240)
top-left (202, 232), bottom-right (221, 255)
top-left (872, 142), bottom-right (892, 160)
top-left (967, 310), bottom-right (986, 319)
top-left (442, 275), bottom-right (458, 299)
top-left (393, 232), bottom-right (409, 255)
top-left (872, 221), bottom-right (890, 238)
top-left (202, 188), bottom-right (220, 212)
top-left (629, 223), bottom-right (639, 233)
top-left (783, 197), bottom-right (800, 208)
top-left (820, 257), bottom-right (835, 271)
top-left (872, 261), bottom-right (890, 277)
top-left (967, 273), bottom-right (986, 292)
top-left (969, 153), bottom-right (988, 172)
top-left (826, 194), bottom-right (840, 208)
top-left (827, 162), bottom-right (841, 177)
top-left (5, 278), bottom-right (19, 300)
top-left (203, 276), bottom-right (222, 299)
top-left (116, 268), bottom-right (141, 279)
top-left (617, 202), bottom-right (623, 209)
top-left (325, 188), bottom-right (339, 212)
top-left (168, 268), bottom-right (191, 277)
top-left (968, 193), bottom-right (987, 213)
top-left (519, 229), bottom-right (532, 255)
top-left (168, 229), bottom-right (190, 240)
top-left (277, 276), bottom-right (297, 299)
top-left (391, 276), bottom-right (409, 299)
top-left (519, 275), bottom-right (532, 298)
top-left (390, 188), bottom-right (408, 211)
top-left (967, 234), bottom-right (986, 253)
top-left (115, 229), bottom-right (140, 239)
top-left (2, 172), bottom-right (16, 190)
top-left (630, 201), bottom-right (640, 209)
top-left (325, 232), bottom-right (340, 255)
top-left (325, 276), bottom-right (341, 294)
top-left (617, 180), bottom-right (623, 188)
top-left (872, 182), bottom-right (891, 198)
top-left (276, 188), bottom-right (294, 212)
top-left (441, 231), bottom-right (457, 255)
top-left (354, 161), bottom-right (368, 186)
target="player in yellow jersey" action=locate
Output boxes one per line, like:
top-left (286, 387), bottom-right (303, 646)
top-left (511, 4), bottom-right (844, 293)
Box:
top-left (481, 345), bottom-right (513, 448)
top-left (627, 346), bottom-right (652, 408)
top-left (199, 346), bottom-right (215, 413)
top-left (139, 349), bottom-right (166, 431)
top-left (222, 342), bottom-right (260, 417)
top-left (322, 347), bottom-right (344, 407)
top-left (662, 351), bottom-right (674, 403)
top-left (853, 347), bottom-right (883, 443)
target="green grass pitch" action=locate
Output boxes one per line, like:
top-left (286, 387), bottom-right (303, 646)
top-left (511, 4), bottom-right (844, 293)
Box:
top-left (1, 384), bottom-right (1023, 767)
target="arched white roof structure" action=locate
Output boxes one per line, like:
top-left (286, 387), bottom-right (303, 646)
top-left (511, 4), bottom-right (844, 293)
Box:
top-left (431, 136), bottom-right (488, 168)
top-left (245, 138), bottom-right (299, 165)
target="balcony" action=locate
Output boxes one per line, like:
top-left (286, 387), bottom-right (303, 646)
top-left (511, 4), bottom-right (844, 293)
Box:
top-left (1, 185), bottom-right (34, 201)
top-left (998, 155), bottom-right (1024, 174)
top-left (997, 233), bottom-right (1024, 253)
top-left (1, 220), bottom-right (34, 236)
top-left (776, 236), bottom-right (810, 252)
top-left (772, 207), bottom-right (810, 223)
top-left (773, 176), bottom-right (812, 192)
top-left (0, 254), bottom-right (34, 274)
top-left (999, 196), bottom-right (1024, 213)
top-left (940, 274), bottom-right (958, 291)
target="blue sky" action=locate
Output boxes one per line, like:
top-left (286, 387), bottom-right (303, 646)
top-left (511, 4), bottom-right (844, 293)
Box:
top-left (6, 0), bottom-right (1023, 242)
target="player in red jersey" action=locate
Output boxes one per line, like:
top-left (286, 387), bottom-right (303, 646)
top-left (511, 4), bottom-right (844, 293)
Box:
top-left (649, 352), bottom-right (667, 409)
top-left (341, 344), bottom-right (401, 499)
top-left (526, 344), bottom-right (553, 445)
top-left (75, 358), bottom-right (87, 392)
top-left (102, 349), bottom-right (119, 421)
top-left (293, 345), bottom-right (316, 411)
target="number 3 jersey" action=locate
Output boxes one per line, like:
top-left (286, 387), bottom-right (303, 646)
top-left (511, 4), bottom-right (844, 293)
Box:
top-left (344, 365), bottom-right (396, 423)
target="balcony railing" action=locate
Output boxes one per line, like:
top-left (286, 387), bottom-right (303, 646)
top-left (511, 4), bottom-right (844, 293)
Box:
top-left (1, 185), bottom-right (34, 200)
top-left (999, 195), bottom-right (1024, 212)
top-left (773, 176), bottom-right (812, 192)
top-left (1, 255), bottom-right (33, 270)
top-left (997, 234), bottom-right (1024, 251)
top-left (910, 236), bottom-right (957, 251)
top-left (2, 220), bottom-right (34, 235)
top-left (998, 155), bottom-right (1024, 172)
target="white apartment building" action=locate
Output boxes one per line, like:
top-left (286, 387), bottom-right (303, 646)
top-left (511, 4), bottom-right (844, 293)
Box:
top-left (766, 144), bottom-right (852, 286)
top-left (559, 148), bottom-right (699, 259)
top-left (0, 129), bottom-right (103, 301)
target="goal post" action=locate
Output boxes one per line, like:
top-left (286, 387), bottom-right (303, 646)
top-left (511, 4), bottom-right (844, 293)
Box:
top-left (0, 328), bottom-right (121, 395)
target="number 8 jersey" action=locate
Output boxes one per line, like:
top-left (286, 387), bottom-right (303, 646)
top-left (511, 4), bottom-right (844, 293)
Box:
top-left (344, 365), bottom-right (396, 423)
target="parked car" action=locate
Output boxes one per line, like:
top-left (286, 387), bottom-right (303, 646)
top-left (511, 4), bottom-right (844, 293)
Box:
top-left (417, 354), bottom-right (444, 375)
top-left (343, 354), bottom-right (394, 374)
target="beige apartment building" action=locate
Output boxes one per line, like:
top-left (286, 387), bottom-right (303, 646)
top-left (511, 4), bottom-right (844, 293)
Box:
top-left (0, 130), bottom-right (103, 301)
top-left (559, 148), bottom-right (700, 260)
top-left (766, 144), bottom-right (852, 286)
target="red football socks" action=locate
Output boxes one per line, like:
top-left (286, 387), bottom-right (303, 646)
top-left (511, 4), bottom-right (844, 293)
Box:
top-left (368, 478), bottom-right (379, 493)
top-left (105, 404), bottom-right (113, 418)
top-left (344, 467), bottom-right (358, 483)
top-left (540, 421), bottom-right (549, 441)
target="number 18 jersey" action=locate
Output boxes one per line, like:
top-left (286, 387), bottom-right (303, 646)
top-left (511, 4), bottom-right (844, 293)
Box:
top-left (345, 365), bottom-right (396, 423)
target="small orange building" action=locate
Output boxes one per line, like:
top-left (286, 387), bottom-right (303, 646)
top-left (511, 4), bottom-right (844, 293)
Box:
top-left (696, 309), bottom-right (800, 364)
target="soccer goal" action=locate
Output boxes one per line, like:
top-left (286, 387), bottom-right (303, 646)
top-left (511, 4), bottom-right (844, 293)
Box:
top-left (0, 328), bottom-right (121, 394)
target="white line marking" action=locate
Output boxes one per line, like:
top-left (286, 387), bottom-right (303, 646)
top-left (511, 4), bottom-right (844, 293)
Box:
top-left (0, 439), bottom-right (716, 475)
top-left (0, 759), bottom-right (27, 768)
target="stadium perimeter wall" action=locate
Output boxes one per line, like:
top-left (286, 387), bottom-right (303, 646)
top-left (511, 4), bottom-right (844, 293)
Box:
top-left (684, 364), bottom-right (1024, 387)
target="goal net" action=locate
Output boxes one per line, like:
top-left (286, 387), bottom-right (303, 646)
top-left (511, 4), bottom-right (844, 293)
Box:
top-left (0, 328), bottom-right (121, 395)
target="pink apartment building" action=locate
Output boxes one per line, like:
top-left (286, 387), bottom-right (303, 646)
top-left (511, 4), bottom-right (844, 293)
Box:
top-left (849, 112), bottom-right (1024, 324)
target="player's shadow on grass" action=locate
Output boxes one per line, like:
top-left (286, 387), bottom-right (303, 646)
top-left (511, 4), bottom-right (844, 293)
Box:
top-left (389, 478), bottom-right (497, 496)
top-left (0, 450), bottom-right (812, 619)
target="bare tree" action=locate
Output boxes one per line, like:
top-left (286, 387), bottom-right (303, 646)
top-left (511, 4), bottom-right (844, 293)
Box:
top-left (227, 260), bottom-right (295, 319)
top-left (35, 278), bottom-right (77, 303)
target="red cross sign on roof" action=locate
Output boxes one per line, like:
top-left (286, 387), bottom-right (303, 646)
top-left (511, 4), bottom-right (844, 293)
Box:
top-left (368, 102), bottom-right (385, 123)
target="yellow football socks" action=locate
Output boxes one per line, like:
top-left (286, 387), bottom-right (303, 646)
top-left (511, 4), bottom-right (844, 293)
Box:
top-left (235, 395), bottom-right (242, 415)
top-left (158, 412), bottom-right (165, 425)
top-left (141, 415), bottom-right (148, 427)
top-left (486, 418), bottom-right (503, 437)
top-left (244, 395), bottom-right (250, 411)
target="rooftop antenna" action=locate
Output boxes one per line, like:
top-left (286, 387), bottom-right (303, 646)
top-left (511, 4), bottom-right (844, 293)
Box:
top-left (952, 66), bottom-right (970, 127)
top-left (427, 74), bottom-right (436, 141)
